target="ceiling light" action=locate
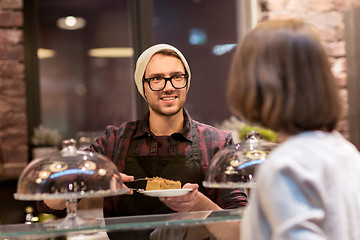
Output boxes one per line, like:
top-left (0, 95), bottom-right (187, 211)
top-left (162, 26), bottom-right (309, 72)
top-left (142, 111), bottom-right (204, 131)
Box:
top-left (189, 28), bottom-right (207, 45)
top-left (212, 44), bottom-right (237, 56)
top-left (37, 48), bottom-right (56, 59)
top-left (57, 16), bottom-right (86, 30)
top-left (88, 47), bottom-right (134, 58)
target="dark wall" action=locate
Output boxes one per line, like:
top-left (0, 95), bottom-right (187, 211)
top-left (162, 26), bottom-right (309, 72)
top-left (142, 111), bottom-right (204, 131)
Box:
top-left (0, 180), bottom-right (37, 224)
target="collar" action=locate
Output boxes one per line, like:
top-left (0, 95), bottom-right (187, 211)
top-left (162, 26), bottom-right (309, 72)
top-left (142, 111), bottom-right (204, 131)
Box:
top-left (133, 109), bottom-right (193, 142)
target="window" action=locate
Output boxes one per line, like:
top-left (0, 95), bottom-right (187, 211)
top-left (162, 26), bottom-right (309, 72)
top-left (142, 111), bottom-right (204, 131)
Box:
top-left (29, 0), bottom-right (257, 142)
top-left (37, 0), bottom-right (135, 139)
top-left (153, 0), bottom-right (239, 126)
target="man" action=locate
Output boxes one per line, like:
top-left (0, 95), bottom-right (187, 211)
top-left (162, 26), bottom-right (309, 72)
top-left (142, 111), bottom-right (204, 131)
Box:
top-left (39, 44), bottom-right (247, 238)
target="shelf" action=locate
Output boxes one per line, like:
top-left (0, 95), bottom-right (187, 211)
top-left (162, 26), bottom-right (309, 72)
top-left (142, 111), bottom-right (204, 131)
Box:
top-left (0, 208), bottom-right (244, 239)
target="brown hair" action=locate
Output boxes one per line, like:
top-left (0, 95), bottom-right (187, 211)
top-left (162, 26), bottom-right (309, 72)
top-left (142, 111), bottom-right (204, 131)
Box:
top-left (155, 48), bottom-right (181, 59)
top-left (154, 49), bottom-right (187, 72)
top-left (227, 19), bottom-right (342, 135)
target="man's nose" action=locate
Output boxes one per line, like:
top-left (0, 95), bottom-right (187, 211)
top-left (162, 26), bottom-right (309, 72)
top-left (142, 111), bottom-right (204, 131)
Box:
top-left (163, 78), bottom-right (174, 90)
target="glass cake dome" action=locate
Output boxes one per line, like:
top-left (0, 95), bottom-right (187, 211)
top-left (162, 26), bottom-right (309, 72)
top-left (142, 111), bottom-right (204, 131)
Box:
top-left (203, 131), bottom-right (277, 189)
top-left (14, 139), bottom-right (127, 228)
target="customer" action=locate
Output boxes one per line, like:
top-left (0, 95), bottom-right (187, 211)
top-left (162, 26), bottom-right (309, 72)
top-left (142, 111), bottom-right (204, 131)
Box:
top-left (227, 19), bottom-right (360, 239)
top-left (39, 43), bottom-right (247, 239)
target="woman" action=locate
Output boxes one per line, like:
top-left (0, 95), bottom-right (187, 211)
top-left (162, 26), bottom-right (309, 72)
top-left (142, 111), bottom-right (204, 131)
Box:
top-left (227, 19), bottom-right (360, 239)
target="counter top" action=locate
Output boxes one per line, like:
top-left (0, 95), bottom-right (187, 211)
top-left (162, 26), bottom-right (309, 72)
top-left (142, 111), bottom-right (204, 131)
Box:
top-left (0, 208), bottom-right (244, 239)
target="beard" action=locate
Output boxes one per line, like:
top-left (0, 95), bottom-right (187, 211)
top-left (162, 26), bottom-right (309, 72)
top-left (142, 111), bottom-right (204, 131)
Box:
top-left (147, 90), bottom-right (186, 117)
top-left (151, 105), bottom-right (183, 117)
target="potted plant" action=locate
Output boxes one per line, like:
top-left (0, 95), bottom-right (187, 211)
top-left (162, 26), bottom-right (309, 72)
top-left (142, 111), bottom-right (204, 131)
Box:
top-left (215, 116), bottom-right (278, 143)
top-left (238, 123), bottom-right (277, 143)
top-left (31, 125), bottom-right (62, 159)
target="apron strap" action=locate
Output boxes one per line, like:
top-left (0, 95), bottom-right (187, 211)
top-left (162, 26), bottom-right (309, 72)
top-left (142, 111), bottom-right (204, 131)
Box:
top-left (190, 120), bottom-right (202, 162)
top-left (127, 131), bottom-right (139, 157)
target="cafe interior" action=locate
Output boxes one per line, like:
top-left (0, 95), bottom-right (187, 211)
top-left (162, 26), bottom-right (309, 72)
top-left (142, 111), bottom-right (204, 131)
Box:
top-left (0, 0), bottom-right (360, 239)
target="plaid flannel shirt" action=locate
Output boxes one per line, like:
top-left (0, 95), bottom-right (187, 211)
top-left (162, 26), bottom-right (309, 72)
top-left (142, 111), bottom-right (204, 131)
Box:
top-left (91, 109), bottom-right (247, 209)
top-left (37, 109), bottom-right (247, 217)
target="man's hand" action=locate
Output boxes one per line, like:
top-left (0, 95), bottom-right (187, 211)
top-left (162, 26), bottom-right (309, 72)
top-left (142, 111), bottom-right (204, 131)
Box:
top-left (120, 172), bottom-right (134, 182)
top-left (118, 172), bottom-right (135, 195)
top-left (44, 198), bottom-right (67, 210)
top-left (160, 183), bottom-right (238, 240)
top-left (159, 183), bottom-right (222, 212)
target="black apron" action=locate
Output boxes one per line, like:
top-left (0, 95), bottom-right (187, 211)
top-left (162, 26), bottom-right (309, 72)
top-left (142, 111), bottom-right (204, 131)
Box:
top-left (106, 125), bottom-right (204, 239)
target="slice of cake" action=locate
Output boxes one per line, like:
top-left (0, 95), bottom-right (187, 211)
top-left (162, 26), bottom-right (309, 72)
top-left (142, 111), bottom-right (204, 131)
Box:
top-left (146, 177), bottom-right (181, 191)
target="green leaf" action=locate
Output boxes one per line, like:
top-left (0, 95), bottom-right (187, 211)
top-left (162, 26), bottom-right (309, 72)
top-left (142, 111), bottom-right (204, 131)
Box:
top-left (238, 124), bottom-right (277, 143)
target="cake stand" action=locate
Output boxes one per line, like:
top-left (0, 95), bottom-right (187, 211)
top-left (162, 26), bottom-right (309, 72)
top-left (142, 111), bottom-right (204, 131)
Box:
top-left (14, 139), bottom-right (128, 229)
top-left (203, 131), bottom-right (277, 189)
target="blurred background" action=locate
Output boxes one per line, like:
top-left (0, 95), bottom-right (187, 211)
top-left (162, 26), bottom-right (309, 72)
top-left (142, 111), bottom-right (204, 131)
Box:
top-left (1, 0), bottom-right (359, 224)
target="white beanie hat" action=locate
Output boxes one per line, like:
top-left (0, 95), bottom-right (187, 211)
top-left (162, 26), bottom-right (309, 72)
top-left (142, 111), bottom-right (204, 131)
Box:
top-left (134, 44), bottom-right (191, 100)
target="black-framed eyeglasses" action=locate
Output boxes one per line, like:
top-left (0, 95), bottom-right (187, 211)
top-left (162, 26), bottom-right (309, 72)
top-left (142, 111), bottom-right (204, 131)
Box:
top-left (143, 74), bottom-right (188, 91)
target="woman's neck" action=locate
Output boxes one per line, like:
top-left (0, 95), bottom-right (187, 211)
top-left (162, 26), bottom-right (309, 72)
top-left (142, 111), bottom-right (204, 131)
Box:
top-left (148, 109), bottom-right (184, 136)
top-left (277, 132), bottom-right (291, 143)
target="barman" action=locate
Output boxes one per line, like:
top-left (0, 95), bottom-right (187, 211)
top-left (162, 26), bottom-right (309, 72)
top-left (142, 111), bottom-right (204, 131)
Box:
top-left (38, 44), bottom-right (247, 239)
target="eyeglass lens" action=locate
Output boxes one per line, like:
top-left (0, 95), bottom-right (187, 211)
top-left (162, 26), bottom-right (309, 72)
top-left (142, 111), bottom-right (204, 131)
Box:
top-left (148, 75), bottom-right (187, 91)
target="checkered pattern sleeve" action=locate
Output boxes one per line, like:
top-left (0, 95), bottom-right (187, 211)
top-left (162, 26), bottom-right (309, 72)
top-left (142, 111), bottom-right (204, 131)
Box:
top-left (193, 120), bottom-right (248, 208)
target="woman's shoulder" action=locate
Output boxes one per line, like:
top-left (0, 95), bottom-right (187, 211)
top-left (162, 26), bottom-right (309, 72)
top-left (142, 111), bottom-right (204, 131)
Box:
top-left (261, 131), bottom-right (360, 179)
